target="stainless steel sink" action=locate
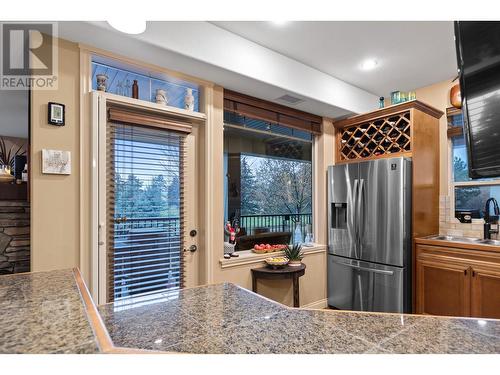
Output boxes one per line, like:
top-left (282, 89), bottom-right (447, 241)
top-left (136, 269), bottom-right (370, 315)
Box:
top-left (476, 239), bottom-right (500, 246)
top-left (426, 235), bottom-right (500, 246)
top-left (427, 235), bottom-right (481, 244)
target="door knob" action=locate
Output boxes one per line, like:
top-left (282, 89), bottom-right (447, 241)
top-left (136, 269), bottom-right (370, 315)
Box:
top-left (185, 245), bottom-right (197, 253)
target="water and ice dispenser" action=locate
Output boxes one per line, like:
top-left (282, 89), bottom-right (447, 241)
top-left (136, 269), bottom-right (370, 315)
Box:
top-left (331, 202), bottom-right (347, 229)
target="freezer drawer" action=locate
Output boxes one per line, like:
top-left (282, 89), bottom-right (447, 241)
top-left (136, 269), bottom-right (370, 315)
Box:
top-left (327, 255), bottom-right (409, 313)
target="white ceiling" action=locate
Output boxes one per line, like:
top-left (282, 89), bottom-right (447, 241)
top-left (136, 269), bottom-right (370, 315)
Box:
top-left (212, 21), bottom-right (458, 97)
top-left (60, 21), bottom-right (379, 118)
top-left (59, 21), bottom-right (458, 118)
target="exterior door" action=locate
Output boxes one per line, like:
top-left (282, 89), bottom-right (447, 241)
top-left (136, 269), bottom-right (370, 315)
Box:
top-left (358, 157), bottom-right (410, 267)
top-left (416, 256), bottom-right (471, 317)
top-left (94, 93), bottom-right (199, 304)
top-left (471, 265), bottom-right (500, 319)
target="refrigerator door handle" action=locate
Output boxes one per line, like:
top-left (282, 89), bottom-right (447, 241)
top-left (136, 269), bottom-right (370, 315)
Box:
top-left (357, 178), bottom-right (365, 250)
top-left (352, 179), bottom-right (359, 255)
top-left (334, 261), bottom-right (395, 276)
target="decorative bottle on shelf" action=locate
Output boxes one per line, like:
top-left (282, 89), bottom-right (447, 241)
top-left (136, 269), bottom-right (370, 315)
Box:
top-left (21, 164), bottom-right (28, 182)
top-left (293, 222), bottom-right (303, 244)
top-left (124, 80), bottom-right (131, 97)
top-left (379, 97), bottom-right (385, 108)
top-left (96, 74), bottom-right (108, 91)
top-left (132, 80), bottom-right (139, 99)
top-left (184, 88), bottom-right (195, 111)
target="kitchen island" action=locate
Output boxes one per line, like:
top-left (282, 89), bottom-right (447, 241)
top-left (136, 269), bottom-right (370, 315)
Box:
top-left (0, 269), bottom-right (99, 353)
top-left (1, 269), bottom-right (499, 354)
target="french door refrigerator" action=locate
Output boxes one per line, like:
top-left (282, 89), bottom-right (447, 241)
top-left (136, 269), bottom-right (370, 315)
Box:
top-left (327, 157), bottom-right (412, 313)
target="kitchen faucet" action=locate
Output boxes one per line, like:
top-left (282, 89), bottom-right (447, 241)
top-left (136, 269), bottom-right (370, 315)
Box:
top-left (483, 197), bottom-right (500, 239)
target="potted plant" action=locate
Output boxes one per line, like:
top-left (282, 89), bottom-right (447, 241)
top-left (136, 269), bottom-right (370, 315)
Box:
top-left (284, 243), bottom-right (303, 267)
top-left (0, 137), bottom-right (26, 174)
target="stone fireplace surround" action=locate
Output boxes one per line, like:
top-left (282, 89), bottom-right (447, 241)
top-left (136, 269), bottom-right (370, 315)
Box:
top-left (0, 200), bottom-right (30, 274)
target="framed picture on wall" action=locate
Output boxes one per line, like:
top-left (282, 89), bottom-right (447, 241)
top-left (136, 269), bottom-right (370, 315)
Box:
top-left (48, 102), bottom-right (65, 126)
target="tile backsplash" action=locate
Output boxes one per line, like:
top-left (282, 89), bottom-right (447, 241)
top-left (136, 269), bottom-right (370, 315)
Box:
top-left (439, 195), bottom-right (498, 239)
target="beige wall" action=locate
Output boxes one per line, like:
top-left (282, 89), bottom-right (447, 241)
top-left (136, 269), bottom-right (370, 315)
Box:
top-left (30, 39), bottom-right (81, 271)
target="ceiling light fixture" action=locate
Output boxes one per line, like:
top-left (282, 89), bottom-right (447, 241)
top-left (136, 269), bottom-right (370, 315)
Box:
top-left (107, 20), bottom-right (147, 35)
top-left (361, 58), bottom-right (379, 71)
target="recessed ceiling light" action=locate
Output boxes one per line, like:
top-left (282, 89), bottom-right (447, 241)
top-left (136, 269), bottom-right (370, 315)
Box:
top-left (361, 59), bottom-right (379, 71)
top-left (271, 21), bottom-right (288, 26)
top-left (107, 20), bottom-right (146, 35)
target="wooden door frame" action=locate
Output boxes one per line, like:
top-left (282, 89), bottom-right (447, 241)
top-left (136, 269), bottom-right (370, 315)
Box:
top-left (91, 91), bottom-right (204, 304)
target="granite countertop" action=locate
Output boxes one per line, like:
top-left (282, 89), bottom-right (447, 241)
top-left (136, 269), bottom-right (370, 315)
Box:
top-left (98, 283), bottom-right (500, 354)
top-left (0, 269), bottom-right (99, 353)
top-left (1, 269), bottom-right (500, 354)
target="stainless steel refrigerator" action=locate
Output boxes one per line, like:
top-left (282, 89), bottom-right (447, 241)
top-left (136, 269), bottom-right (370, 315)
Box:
top-left (327, 157), bottom-right (412, 313)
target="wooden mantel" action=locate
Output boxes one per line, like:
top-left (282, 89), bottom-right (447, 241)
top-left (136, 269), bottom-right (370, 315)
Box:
top-left (333, 100), bottom-right (444, 129)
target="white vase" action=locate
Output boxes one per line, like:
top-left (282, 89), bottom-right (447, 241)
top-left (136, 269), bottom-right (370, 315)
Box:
top-left (155, 89), bottom-right (168, 106)
top-left (184, 88), bottom-right (195, 111)
top-left (293, 222), bottom-right (303, 244)
top-left (96, 74), bottom-right (108, 91)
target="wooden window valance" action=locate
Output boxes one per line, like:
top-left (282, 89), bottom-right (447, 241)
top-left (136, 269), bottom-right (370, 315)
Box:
top-left (108, 106), bottom-right (192, 134)
top-left (223, 89), bottom-right (322, 135)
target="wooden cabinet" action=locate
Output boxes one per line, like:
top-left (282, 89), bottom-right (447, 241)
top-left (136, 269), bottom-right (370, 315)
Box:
top-left (333, 100), bottom-right (443, 164)
top-left (335, 101), bottom-right (444, 312)
top-left (416, 241), bottom-right (500, 319)
top-left (471, 265), bottom-right (500, 319)
top-left (416, 256), bottom-right (470, 317)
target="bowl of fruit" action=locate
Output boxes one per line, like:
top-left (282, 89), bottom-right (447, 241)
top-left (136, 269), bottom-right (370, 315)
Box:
top-left (265, 256), bottom-right (289, 269)
top-left (252, 243), bottom-right (288, 254)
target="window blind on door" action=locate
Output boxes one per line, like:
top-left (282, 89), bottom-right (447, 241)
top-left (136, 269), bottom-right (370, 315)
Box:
top-left (106, 111), bottom-right (188, 303)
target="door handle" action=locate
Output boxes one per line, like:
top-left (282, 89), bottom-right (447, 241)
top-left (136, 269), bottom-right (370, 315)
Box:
top-left (352, 179), bottom-right (359, 249)
top-left (98, 223), bottom-right (105, 246)
top-left (357, 179), bottom-right (365, 248)
top-left (334, 261), bottom-right (394, 275)
top-left (185, 245), bottom-right (197, 253)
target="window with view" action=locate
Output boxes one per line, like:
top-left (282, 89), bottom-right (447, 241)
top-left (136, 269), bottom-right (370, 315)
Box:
top-left (223, 111), bottom-right (313, 250)
top-left (450, 108), bottom-right (500, 219)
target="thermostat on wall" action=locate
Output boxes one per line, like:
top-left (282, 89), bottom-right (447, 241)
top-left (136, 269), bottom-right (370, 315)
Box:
top-left (48, 102), bottom-right (65, 126)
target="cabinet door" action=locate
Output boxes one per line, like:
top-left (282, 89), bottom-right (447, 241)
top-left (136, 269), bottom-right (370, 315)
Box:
top-left (471, 265), bottom-right (500, 319)
top-left (416, 258), bottom-right (470, 317)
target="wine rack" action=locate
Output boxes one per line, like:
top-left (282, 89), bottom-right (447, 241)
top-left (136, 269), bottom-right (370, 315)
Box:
top-left (338, 111), bottom-right (411, 161)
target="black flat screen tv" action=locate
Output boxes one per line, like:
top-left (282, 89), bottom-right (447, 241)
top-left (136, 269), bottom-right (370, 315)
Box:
top-left (455, 21), bottom-right (500, 178)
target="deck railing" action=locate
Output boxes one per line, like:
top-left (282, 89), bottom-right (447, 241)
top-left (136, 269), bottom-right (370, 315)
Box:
top-left (112, 217), bottom-right (181, 301)
top-left (239, 213), bottom-right (312, 238)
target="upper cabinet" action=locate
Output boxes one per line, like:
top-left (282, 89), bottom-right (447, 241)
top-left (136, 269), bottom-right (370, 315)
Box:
top-left (333, 100), bottom-right (443, 164)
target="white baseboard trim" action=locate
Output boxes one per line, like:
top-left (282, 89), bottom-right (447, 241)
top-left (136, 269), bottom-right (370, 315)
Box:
top-left (300, 298), bottom-right (328, 309)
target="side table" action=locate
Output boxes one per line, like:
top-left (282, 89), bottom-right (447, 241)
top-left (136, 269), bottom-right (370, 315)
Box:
top-left (251, 264), bottom-right (306, 307)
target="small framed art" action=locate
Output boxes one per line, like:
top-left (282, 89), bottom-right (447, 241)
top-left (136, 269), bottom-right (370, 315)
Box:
top-left (48, 102), bottom-right (65, 126)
